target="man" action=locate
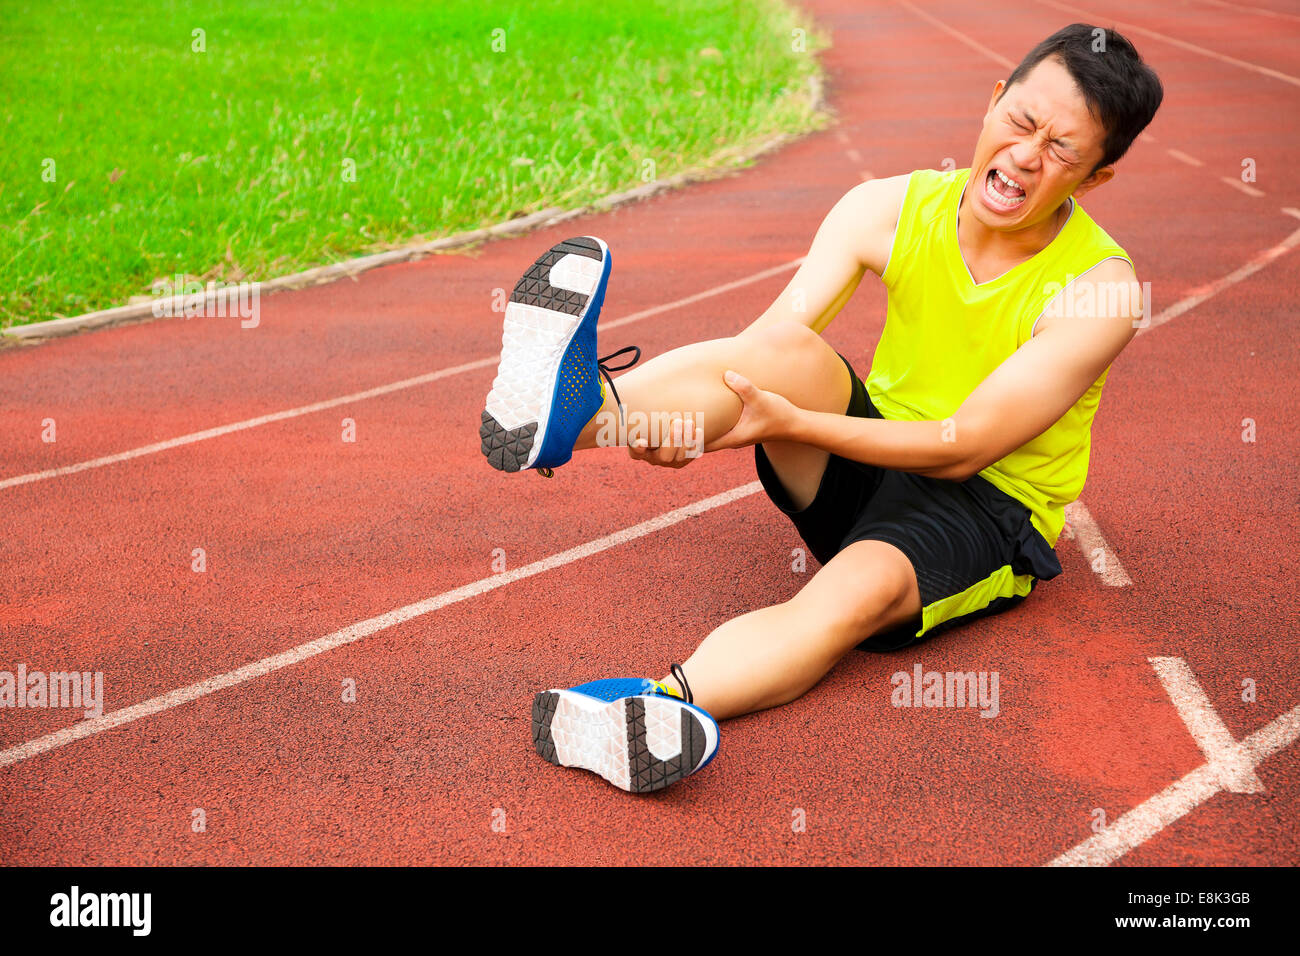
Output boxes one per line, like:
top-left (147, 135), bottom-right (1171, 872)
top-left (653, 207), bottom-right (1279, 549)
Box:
top-left (480, 24), bottom-right (1163, 793)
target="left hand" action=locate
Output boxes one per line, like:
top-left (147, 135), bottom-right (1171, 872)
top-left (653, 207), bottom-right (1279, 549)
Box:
top-left (704, 369), bottom-right (800, 452)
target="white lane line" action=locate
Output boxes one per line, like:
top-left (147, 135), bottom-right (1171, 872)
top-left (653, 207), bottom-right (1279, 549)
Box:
top-left (0, 260), bottom-right (801, 492)
top-left (1219, 176), bottom-right (1265, 198)
top-left (1048, 669), bottom-right (1299, 867)
top-left (1062, 500), bottom-right (1133, 587)
top-left (897, 0), bottom-right (1015, 69)
top-left (1166, 148), bottom-right (1204, 168)
top-left (7, 177), bottom-right (1293, 500)
top-left (1138, 213), bottom-right (1300, 333)
top-left (0, 360), bottom-right (494, 491)
top-left (0, 482), bottom-right (763, 771)
top-left (600, 258), bottom-right (801, 333)
top-left (1032, 0), bottom-right (1300, 88)
top-left (831, 127), bottom-right (873, 181)
top-left (1150, 657), bottom-right (1264, 793)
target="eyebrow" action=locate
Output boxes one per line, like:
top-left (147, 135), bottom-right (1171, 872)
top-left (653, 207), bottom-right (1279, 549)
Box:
top-left (1020, 108), bottom-right (1081, 157)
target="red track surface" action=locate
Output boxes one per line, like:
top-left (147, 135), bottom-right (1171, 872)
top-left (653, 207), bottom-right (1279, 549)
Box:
top-left (2, 0), bottom-right (1297, 865)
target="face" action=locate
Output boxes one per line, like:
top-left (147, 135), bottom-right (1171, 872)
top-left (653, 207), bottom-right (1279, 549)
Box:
top-left (967, 56), bottom-right (1115, 231)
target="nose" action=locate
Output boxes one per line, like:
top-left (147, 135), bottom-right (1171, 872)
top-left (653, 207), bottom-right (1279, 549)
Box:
top-left (1007, 139), bottom-right (1042, 174)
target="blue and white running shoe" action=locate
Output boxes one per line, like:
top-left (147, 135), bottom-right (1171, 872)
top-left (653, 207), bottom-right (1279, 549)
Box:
top-left (480, 235), bottom-right (639, 475)
top-left (531, 664), bottom-right (720, 793)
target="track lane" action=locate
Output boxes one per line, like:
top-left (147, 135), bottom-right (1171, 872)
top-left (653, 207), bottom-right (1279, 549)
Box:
top-left (9, 494), bottom-right (1275, 866)
top-left (2, 0), bottom-right (1297, 865)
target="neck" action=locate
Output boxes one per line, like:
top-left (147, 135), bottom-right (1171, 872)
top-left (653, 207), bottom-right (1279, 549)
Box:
top-left (957, 190), bottom-right (1070, 264)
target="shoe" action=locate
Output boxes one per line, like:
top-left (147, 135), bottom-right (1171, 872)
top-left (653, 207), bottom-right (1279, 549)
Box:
top-left (531, 663), bottom-right (719, 793)
top-left (480, 235), bottom-right (640, 476)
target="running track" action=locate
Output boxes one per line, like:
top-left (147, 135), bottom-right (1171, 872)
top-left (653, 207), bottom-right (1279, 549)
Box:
top-left (2, 0), bottom-right (1297, 865)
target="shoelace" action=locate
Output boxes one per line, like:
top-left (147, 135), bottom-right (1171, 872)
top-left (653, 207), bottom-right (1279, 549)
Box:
top-left (537, 345), bottom-right (641, 478)
top-left (596, 345), bottom-right (641, 426)
top-left (669, 662), bottom-right (694, 704)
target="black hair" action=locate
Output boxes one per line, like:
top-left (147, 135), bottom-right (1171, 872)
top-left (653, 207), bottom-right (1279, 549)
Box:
top-left (1000, 23), bottom-right (1163, 171)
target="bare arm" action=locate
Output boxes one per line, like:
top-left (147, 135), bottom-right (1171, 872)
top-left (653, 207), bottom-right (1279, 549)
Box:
top-left (742, 175), bottom-right (910, 335)
top-left (713, 258), bottom-right (1143, 479)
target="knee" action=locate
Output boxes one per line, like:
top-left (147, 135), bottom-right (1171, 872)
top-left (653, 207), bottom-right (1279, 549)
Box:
top-left (741, 319), bottom-right (825, 360)
top-left (796, 558), bottom-right (916, 641)
top-left (733, 321), bottom-right (842, 390)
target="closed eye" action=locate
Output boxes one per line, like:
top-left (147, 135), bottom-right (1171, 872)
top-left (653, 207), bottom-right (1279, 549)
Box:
top-left (1052, 148), bottom-right (1077, 166)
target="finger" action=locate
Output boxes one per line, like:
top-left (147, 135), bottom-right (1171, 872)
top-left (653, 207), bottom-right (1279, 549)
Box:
top-left (723, 369), bottom-right (754, 397)
top-left (681, 419), bottom-right (700, 463)
top-left (648, 420), bottom-right (675, 465)
top-left (666, 429), bottom-right (689, 467)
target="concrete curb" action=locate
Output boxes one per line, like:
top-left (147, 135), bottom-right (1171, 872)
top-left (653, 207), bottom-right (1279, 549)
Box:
top-left (4, 73), bottom-right (827, 343)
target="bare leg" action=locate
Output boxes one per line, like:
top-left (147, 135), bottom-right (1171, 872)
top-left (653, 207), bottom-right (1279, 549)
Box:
top-left (572, 321), bottom-right (907, 719)
top-left (661, 540), bottom-right (922, 720)
top-left (573, 322), bottom-right (851, 478)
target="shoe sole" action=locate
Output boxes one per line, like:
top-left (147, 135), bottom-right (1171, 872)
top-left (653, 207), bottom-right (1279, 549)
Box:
top-left (531, 689), bottom-right (717, 793)
top-left (481, 236), bottom-right (609, 472)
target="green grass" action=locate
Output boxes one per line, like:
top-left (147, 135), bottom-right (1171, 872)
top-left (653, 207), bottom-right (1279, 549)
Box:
top-left (0, 0), bottom-right (827, 326)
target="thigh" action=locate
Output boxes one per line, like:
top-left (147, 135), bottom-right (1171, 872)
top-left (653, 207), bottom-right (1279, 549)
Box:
top-left (759, 439), bottom-right (833, 513)
top-left (846, 470), bottom-right (1048, 650)
top-left (756, 443), bottom-right (882, 565)
top-left (756, 348), bottom-right (879, 550)
top-left (749, 326), bottom-right (853, 510)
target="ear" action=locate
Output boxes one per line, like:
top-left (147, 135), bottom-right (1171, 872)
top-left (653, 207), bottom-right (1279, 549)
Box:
top-left (1072, 164), bottom-right (1115, 198)
top-left (985, 80), bottom-right (1007, 121)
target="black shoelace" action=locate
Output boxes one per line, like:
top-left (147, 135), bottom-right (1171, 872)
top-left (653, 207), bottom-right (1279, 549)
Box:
top-left (669, 662), bottom-right (694, 704)
top-left (596, 345), bottom-right (641, 426)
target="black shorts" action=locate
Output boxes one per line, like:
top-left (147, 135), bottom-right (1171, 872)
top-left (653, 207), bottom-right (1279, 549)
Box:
top-left (755, 353), bottom-right (1062, 651)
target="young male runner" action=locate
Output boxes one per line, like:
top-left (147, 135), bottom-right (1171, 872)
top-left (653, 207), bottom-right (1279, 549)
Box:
top-left (480, 23), bottom-right (1163, 793)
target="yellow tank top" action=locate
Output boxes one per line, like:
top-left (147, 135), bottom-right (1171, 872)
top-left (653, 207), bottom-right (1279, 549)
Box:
top-left (867, 168), bottom-right (1132, 546)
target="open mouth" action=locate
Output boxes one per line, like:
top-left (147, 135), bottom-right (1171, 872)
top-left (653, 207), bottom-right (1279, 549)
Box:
top-left (984, 167), bottom-right (1027, 209)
